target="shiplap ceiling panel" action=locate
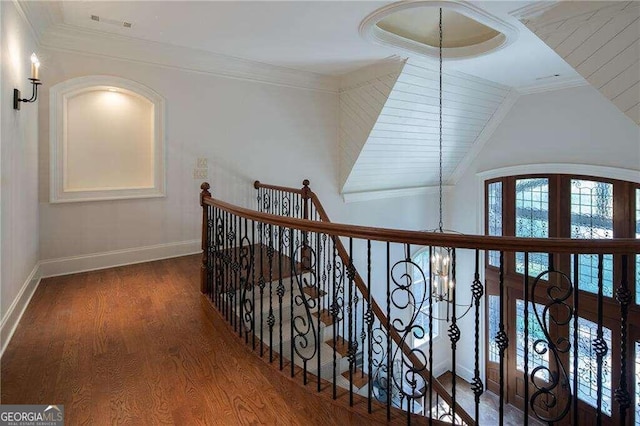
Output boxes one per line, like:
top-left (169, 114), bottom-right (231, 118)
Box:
top-left (342, 59), bottom-right (511, 194)
top-left (338, 60), bottom-right (405, 189)
top-left (520, 1), bottom-right (640, 125)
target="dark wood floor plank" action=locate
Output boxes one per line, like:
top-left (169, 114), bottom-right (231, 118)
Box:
top-left (2, 255), bottom-right (392, 425)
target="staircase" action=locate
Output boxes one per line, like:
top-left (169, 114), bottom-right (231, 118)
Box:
top-left (200, 180), bottom-right (473, 425)
top-left (199, 179), bottom-right (640, 426)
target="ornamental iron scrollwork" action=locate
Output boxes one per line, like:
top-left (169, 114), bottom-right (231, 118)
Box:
top-left (290, 232), bottom-right (319, 362)
top-left (529, 268), bottom-right (574, 423)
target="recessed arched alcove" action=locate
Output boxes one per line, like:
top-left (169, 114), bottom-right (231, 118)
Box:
top-left (49, 75), bottom-right (166, 203)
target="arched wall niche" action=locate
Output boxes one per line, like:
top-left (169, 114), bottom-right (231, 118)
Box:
top-left (49, 75), bottom-right (166, 203)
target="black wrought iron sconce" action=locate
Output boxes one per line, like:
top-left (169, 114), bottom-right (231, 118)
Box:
top-left (13, 53), bottom-right (42, 110)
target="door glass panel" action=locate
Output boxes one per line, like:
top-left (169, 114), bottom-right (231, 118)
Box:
top-left (488, 295), bottom-right (499, 362)
top-left (569, 317), bottom-right (612, 416)
top-left (515, 299), bottom-right (549, 381)
top-left (515, 178), bottom-right (549, 276)
top-left (570, 179), bottom-right (614, 297)
top-left (487, 181), bottom-right (502, 267)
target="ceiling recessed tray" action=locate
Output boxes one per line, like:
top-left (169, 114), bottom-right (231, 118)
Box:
top-left (360, 1), bottom-right (519, 60)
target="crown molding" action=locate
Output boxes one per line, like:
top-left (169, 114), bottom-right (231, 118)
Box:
top-left (449, 89), bottom-right (520, 184)
top-left (509, 1), bottom-right (559, 23)
top-left (339, 56), bottom-right (406, 92)
top-left (515, 75), bottom-right (589, 95)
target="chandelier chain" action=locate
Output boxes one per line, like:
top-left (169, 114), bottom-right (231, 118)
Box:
top-left (438, 7), bottom-right (444, 232)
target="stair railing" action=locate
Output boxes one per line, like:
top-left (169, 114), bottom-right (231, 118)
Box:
top-left (201, 180), bottom-right (640, 426)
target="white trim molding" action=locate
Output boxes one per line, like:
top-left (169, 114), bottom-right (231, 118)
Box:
top-left (360, 1), bottom-right (519, 61)
top-left (40, 24), bottom-right (339, 93)
top-left (49, 75), bottom-right (166, 203)
top-left (39, 239), bottom-right (201, 278)
top-left (477, 164), bottom-right (640, 184)
top-left (342, 185), bottom-right (454, 203)
top-left (515, 75), bottom-right (589, 95)
top-left (1, 263), bottom-right (41, 357)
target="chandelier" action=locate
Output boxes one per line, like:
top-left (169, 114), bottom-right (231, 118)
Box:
top-left (429, 8), bottom-right (470, 322)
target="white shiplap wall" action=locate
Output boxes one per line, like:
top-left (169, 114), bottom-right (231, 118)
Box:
top-left (338, 60), bottom-right (405, 189)
top-left (519, 1), bottom-right (640, 125)
top-left (342, 59), bottom-right (511, 194)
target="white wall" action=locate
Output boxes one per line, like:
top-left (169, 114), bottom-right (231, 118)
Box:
top-left (38, 49), bottom-right (342, 264)
top-left (37, 49), bottom-right (439, 274)
top-left (1, 1), bottom-right (40, 350)
top-left (448, 85), bottom-right (640, 381)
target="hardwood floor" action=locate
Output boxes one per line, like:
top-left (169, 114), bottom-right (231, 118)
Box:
top-left (1, 255), bottom-right (385, 425)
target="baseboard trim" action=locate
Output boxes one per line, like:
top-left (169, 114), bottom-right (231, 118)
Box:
top-left (456, 365), bottom-right (475, 383)
top-left (39, 239), bottom-right (201, 278)
top-left (1, 263), bottom-right (41, 357)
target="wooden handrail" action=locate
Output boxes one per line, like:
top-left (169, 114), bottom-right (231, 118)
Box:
top-left (254, 180), bottom-right (305, 195)
top-left (203, 194), bottom-right (639, 254)
top-left (308, 190), bottom-right (475, 426)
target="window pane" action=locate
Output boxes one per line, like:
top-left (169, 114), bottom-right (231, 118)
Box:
top-left (515, 178), bottom-right (549, 276)
top-left (488, 295), bottom-right (500, 362)
top-left (515, 299), bottom-right (549, 381)
top-left (635, 341), bottom-right (640, 426)
top-left (570, 180), bottom-right (614, 297)
top-left (636, 189), bottom-right (639, 305)
top-left (569, 317), bottom-right (612, 416)
top-left (487, 181), bottom-right (502, 267)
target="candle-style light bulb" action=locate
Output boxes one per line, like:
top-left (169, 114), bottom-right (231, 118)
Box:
top-left (30, 53), bottom-right (40, 80)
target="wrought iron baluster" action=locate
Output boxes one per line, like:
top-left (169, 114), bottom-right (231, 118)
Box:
top-left (523, 252), bottom-right (529, 426)
top-left (572, 253), bottom-right (579, 426)
top-left (259, 221), bottom-right (265, 357)
top-left (386, 242), bottom-right (392, 421)
top-left (615, 254), bottom-right (631, 423)
top-left (367, 239), bottom-right (373, 413)
top-left (428, 245), bottom-right (433, 424)
top-left (471, 249), bottom-right (484, 424)
top-left (290, 227), bottom-right (295, 378)
top-left (278, 226), bottom-right (284, 371)
top-left (348, 238), bottom-right (355, 406)
top-left (332, 238), bottom-right (338, 399)
top-left (450, 248), bottom-right (459, 422)
top-left (251, 218), bottom-right (256, 350)
top-left (497, 250), bottom-right (508, 426)
top-left (238, 216), bottom-right (243, 338)
top-left (316, 231), bottom-right (322, 392)
top-left (595, 253), bottom-right (607, 425)
top-left (268, 224), bottom-right (275, 363)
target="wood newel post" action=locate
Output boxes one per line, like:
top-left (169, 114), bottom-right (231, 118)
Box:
top-left (200, 182), bottom-right (211, 294)
top-left (301, 179), bottom-right (310, 221)
top-left (301, 179), bottom-right (311, 269)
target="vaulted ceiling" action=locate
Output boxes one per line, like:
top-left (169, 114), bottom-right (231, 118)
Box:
top-left (18, 1), bottom-right (638, 200)
top-left (517, 1), bottom-right (640, 125)
top-left (338, 58), bottom-right (515, 195)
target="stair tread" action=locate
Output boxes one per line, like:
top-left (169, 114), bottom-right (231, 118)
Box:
top-left (326, 336), bottom-right (350, 357)
top-left (342, 368), bottom-right (369, 389)
top-left (312, 308), bottom-right (336, 326)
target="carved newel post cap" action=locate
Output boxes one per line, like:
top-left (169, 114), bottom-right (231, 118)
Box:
top-left (200, 182), bottom-right (210, 192)
top-left (302, 179), bottom-right (310, 187)
top-left (254, 180), bottom-right (261, 189)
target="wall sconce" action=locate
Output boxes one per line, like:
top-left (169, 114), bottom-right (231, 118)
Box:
top-left (13, 53), bottom-right (42, 110)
